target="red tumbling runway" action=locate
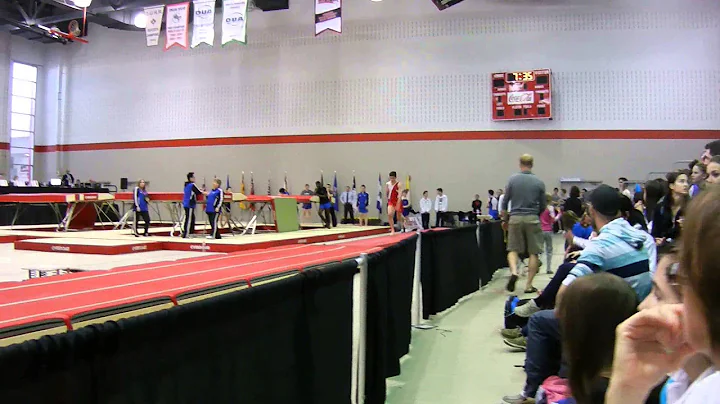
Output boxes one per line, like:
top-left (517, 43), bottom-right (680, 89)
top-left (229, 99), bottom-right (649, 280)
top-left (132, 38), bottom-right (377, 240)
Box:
top-left (0, 243), bottom-right (389, 329)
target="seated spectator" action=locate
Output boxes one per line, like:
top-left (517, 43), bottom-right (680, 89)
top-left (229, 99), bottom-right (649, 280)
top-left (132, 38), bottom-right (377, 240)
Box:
top-left (699, 139), bottom-right (720, 165)
top-left (706, 155), bottom-right (720, 185)
top-left (643, 178), bottom-right (666, 231)
top-left (651, 170), bottom-right (689, 245)
top-left (571, 213), bottom-right (593, 240)
top-left (555, 273), bottom-right (640, 404)
top-left (689, 160), bottom-right (706, 197)
top-left (501, 186), bottom-right (653, 404)
top-left (606, 187), bottom-right (720, 404)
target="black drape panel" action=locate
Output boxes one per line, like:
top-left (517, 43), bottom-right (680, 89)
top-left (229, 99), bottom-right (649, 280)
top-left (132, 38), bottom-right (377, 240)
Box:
top-left (420, 226), bottom-right (482, 320)
top-left (364, 235), bottom-right (417, 404)
top-left (0, 260), bottom-right (357, 404)
top-left (476, 223), bottom-right (493, 286)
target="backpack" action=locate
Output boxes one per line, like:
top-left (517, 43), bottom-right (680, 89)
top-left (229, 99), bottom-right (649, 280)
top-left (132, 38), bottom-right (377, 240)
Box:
top-left (504, 295), bottom-right (531, 329)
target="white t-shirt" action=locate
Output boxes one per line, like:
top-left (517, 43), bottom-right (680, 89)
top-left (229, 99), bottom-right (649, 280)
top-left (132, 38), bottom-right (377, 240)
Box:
top-left (667, 368), bottom-right (720, 404)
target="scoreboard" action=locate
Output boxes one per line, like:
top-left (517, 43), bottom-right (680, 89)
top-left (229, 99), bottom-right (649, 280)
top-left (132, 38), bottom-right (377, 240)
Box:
top-left (491, 69), bottom-right (552, 121)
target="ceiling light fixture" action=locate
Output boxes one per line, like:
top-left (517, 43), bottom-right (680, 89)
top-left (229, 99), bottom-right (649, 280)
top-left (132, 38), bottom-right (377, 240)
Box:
top-left (133, 13), bottom-right (147, 28)
top-left (73, 0), bottom-right (92, 7)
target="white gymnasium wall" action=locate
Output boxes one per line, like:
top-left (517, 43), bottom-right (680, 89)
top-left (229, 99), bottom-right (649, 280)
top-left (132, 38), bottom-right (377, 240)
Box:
top-left (31, 0), bottom-right (720, 209)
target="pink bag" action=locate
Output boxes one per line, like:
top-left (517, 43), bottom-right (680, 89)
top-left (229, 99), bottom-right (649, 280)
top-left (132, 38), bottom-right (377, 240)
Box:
top-left (541, 376), bottom-right (572, 403)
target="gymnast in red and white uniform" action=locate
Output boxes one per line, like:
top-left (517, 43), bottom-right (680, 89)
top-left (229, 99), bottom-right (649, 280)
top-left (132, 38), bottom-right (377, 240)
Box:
top-left (386, 171), bottom-right (403, 234)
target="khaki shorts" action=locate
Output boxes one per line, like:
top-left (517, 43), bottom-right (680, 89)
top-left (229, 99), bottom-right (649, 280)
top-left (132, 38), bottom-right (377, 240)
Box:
top-left (507, 215), bottom-right (543, 255)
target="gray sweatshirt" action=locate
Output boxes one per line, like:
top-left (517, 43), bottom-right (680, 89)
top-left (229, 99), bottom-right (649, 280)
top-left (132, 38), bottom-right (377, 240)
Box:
top-left (501, 170), bottom-right (546, 216)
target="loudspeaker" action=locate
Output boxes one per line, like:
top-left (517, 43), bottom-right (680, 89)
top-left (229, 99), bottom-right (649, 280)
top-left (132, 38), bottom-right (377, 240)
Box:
top-left (120, 177), bottom-right (128, 190)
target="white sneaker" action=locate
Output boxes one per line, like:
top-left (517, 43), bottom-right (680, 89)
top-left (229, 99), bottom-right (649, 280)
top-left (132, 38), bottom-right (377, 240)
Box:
top-left (206, 236), bottom-right (213, 239)
top-left (513, 299), bottom-right (540, 318)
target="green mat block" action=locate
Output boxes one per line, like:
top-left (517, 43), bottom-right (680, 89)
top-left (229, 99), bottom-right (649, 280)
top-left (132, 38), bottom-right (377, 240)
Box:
top-left (274, 198), bottom-right (300, 233)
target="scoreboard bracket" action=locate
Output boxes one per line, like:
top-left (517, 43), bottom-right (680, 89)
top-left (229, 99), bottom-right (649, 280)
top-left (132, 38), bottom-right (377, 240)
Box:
top-left (491, 69), bottom-right (552, 121)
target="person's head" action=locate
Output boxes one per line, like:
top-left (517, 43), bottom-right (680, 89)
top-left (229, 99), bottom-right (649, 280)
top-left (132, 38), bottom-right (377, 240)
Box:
top-left (497, 188), bottom-right (504, 196)
top-left (620, 194), bottom-right (648, 231)
top-left (212, 178), bottom-right (221, 189)
top-left (422, 190), bottom-right (428, 197)
top-left (559, 273), bottom-right (638, 404)
top-left (581, 188), bottom-right (587, 195)
top-left (345, 186), bottom-right (351, 192)
top-left (304, 184), bottom-right (310, 190)
top-left (580, 212), bottom-right (592, 226)
top-left (639, 247), bottom-right (681, 311)
top-left (326, 183), bottom-right (332, 190)
top-left (700, 140), bottom-right (720, 165)
top-left (65, 169), bottom-right (71, 174)
top-left (519, 154), bottom-right (534, 170)
top-left (227, 186), bottom-right (232, 192)
top-left (570, 185), bottom-right (580, 198)
top-left (618, 177), bottom-right (629, 190)
top-left (679, 187), bottom-right (720, 364)
top-left (13, 175), bottom-right (18, 181)
top-left (315, 181), bottom-right (322, 189)
top-left (586, 184), bottom-right (622, 231)
top-left (690, 161), bottom-right (707, 185)
top-left (488, 189), bottom-right (495, 196)
top-left (402, 189), bottom-right (408, 197)
top-left (138, 179), bottom-right (146, 189)
top-left (474, 194), bottom-right (480, 200)
top-left (361, 185), bottom-right (366, 192)
top-left (437, 188), bottom-right (443, 196)
top-left (561, 188), bottom-right (567, 196)
top-left (665, 170), bottom-right (690, 206)
top-left (279, 188), bottom-right (286, 194)
top-left (706, 156), bottom-right (720, 185)
top-left (553, 187), bottom-right (559, 194)
top-left (545, 194), bottom-right (552, 205)
top-left (389, 171), bottom-right (397, 181)
top-left (187, 172), bottom-right (195, 183)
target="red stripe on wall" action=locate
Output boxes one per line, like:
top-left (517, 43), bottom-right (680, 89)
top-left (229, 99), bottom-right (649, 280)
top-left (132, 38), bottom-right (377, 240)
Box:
top-left (0, 142), bottom-right (9, 151)
top-left (34, 130), bottom-right (720, 153)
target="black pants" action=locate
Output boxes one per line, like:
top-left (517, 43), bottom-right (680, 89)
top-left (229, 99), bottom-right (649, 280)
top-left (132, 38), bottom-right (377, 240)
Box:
top-left (329, 208), bottom-right (337, 227)
top-left (421, 212), bottom-right (430, 229)
top-left (435, 211), bottom-right (446, 228)
top-left (319, 208), bottom-right (333, 228)
top-left (134, 210), bottom-right (150, 235)
top-left (343, 203), bottom-right (354, 223)
top-left (182, 207), bottom-right (196, 238)
top-left (207, 211), bottom-right (221, 239)
top-left (534, 263), bottom-right (575, 309)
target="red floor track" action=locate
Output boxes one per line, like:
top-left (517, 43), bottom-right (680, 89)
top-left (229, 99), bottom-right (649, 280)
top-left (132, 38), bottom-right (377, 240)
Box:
top-left (0, 236), bottom-right (413, 330)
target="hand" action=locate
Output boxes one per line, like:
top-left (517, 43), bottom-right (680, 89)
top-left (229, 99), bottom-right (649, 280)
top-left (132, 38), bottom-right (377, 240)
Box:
top-left (606, 304), bottom-right (694, 403)
top-left (655, 237), bottom-right (665, 246)
top-left (136, 207), bottom-right (141, 212)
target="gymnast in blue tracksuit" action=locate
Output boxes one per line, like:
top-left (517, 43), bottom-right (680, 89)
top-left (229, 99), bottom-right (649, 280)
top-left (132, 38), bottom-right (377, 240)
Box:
top-left (182, 172), bottom-right (204, 238)
top-left (356, 185), bottom-right (369, 226)
top-left (205, 178), bottom-right (224, 239)
top-left (133, 179), bottom-right (150, 237)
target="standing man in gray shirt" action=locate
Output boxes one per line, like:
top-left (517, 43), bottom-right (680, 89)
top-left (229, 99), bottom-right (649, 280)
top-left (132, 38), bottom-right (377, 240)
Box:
top-left (501, 154), bottom-right (546, 293)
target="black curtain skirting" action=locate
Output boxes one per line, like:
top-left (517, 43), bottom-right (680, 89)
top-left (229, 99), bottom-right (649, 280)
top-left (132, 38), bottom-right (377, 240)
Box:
top-left (364, 235), bottom-right (417, 404)
top-left (420, 226), bottom-right (483, 320)
top-left (478, 221), bottom-right (508, 285)
top-left (0, 260), bottom-right (357, 404)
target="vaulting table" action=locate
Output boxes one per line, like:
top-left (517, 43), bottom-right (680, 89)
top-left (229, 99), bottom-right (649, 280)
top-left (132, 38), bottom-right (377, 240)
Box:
top-left (0, 193), bottom-right (115, 231)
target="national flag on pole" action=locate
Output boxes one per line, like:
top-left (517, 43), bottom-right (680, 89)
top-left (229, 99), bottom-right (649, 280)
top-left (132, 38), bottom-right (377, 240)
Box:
top-left (240, 171), bottom-right (248, 210)
top-left (284, 172), bottom-right (289, 194)
top-left (250, 172), bottom-right (255, 211)
top-left (202, 176), bottom-right (206, 190)
top-left (320, 171), bottom-right (324, 186)
top-left (267, 173), bottom-right (272, 196)
top-left (352, 173), bottom-right (356, 191)
top-left (226, 174), bottom-right (230, 190)
top-left (376, 173), bottom-right (382, 215)
top-left (405, 174), bottom-right (411, 205)
top-left (333, 172), bottom-right (339, 211)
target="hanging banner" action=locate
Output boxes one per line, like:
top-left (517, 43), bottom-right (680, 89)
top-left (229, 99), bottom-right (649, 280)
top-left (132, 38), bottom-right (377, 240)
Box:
top-left (221, 0), bottom-right (248, 45)
top-left (191, 0), bottom-right (215, 48)
top-left (143, 5), bottom-right (164, 46)
top-left (165, 2), bottom-right (190, 50)
top-left (315, 0), bottom-right (341, 36)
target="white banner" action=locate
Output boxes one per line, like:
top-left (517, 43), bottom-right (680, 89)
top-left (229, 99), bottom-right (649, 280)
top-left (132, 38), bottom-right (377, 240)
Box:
top-left (221, 0), bottom-right (248, 45)
top-left (143, 5), bottom-right (164, 46)
top-left (315, 0), bottom-right (341, 35)
top-left (191, 0), bottom-right (215, 48)
top-left (165, 2), bottom-right (190, 50)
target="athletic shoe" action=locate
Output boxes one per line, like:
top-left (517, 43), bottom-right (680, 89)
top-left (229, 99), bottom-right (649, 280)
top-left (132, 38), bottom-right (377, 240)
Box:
top-left (514, 299), bottom-right (540, 318)
top-left (503, 336), bottom-right (527, 351)
top-left (506, 274), bottom-right (518, 292)
top-left (502, 393), bottom-right (535, 404)
top-left (546, 269), bottom-right (554, 274)
top-left (523, 286), bottom-right (538, 294)
top-left (500, 327), bottom-right (522, 339)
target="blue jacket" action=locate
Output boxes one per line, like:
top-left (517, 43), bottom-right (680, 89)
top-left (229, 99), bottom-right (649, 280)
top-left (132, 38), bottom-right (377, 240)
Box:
top-left (134, 187), bottom-right (149, 212)
top-left (205, 188), bottom-right (223, 213)
top-left (183, 182), bottom-right (202, 209)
